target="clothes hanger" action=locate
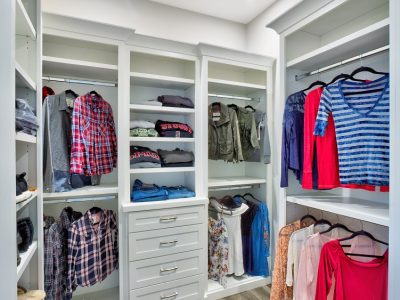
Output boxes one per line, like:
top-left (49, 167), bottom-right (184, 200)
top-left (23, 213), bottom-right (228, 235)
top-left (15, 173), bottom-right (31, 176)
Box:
top-left (300, 214), bottom-right (317, 223)
top-left (327, 73), bottom-right (364, 85)
top-left (227, 104), bottom-right (238, 111)
top-left (89, 90), bottom-right (101, 98)
top-left (314, 218), bottom-right (332, 227)
top-left (65, 89), bottom-right (79, 98)
top-left (339, 230), bottom-right (388, 246)
top-left (243, 193), bottom-right (261, 203)
top-left (245, 105), bottom-right (256, 112)
top-left (319, 223), bottom-right (354, 235)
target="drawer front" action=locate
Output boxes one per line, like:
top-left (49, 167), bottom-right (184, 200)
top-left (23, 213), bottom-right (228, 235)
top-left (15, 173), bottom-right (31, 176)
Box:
top-left (129, 225), bottom-right (203, 261)
top-left (128, 205), bottom-right (205, 232)
top-left (129, 250), bottom-right (203, 289)
top-left (130, 275), bottom-right (204, 300)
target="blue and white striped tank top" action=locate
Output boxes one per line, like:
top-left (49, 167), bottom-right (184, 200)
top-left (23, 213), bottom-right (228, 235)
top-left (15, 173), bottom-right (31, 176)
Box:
top-left (314, 75), bottom-right (389, 186)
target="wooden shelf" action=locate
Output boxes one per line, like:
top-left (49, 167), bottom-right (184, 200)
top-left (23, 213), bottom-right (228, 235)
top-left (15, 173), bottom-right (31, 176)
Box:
top-left (130, 167), bottom-right (195, 174)
top-left (287, 194), bottom-right (389, 226)
top-left (130, 137), bottom-right (194, 143)
top-left (43, 184), bottom-right (118, 200)
top-left (130, 104), bottom-right (195, 114)
top-left (130, 72), bottom-right (194, 89)
top-left (72, 287), bottom-right (119, 300)
top-left (42, 56), bottom-right (118, 82)
top-left (287, 18), bottom-right (389, 70)
top-left (16, 132), bottom-right (37, 144)
top-left (208, 78), bottom-right (266, 96)
top-left (15, 61), bottom-right (36, 91)
top-left (206, 276), bottom-right (270, 300)
top-left (208, 176), bottom-right (266, 188)
top-left (122, 197), bottom-right (207, 212)
top-left (16, 191), bottom-right (37, 212)
top-left (16, 0), bottom-right (36, 39)
top-left (17, 241), bottom-right (37, 281)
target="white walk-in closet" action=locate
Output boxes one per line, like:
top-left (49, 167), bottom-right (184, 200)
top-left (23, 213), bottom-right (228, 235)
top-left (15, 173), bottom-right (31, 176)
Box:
top-left (0, 0), bottom-right (399, 299)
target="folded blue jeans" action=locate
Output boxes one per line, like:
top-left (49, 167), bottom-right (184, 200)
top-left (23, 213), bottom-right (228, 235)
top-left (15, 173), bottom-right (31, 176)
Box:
top-left (131, 179), bottom-right (168, 202)
top-left (166, 186), bottom-right (195, 199)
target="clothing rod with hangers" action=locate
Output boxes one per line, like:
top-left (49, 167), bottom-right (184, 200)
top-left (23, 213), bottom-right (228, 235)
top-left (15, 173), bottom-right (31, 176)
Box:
top-left (208, 93), bottom-right (258, 101)
top-left (42, 76), bottom-right (118, 87)
top-left (43, 195), bottom-right (116, 205)
top-left (295, 45), bottom-right (389, 81)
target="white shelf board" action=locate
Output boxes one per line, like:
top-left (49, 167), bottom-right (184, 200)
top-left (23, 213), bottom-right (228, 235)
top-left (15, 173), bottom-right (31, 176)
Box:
top-left (287, 18), bottom-right (389, 70)
top-left (122, 197), bottom-right (208, 212)
top-left (130, 167), bottom-right (195, 174)
top-left (130, 137), bottom-right (194, 143)
top-left (16, 0), bottom-right (36, 39)
top-left (16, 190), bottom-right (38, 212)
top-left (287, 195), bottom-right (389, 226)
top-left (208, 78), bottom-right (266, 96)
top-left (42, 56), bottom-right (118, 82)
top-left (130, 72), bottom-right (194, 89)
top-left (43, 184), bottom-right (118, 200)
top-left (17, 241), bottom-right (37, 281)
top-left (72, 287), bottom-right (119, 300)
top-left (16, 132), bottom-right (37, 144)
top-left (206, 276), bottom-right (270, 300)
top-left (130, 104), bottom-right (195, 114)
top-left (208, 176), bottom-right (266, 188)
top-left (15, 61), bottom-right (36, 91)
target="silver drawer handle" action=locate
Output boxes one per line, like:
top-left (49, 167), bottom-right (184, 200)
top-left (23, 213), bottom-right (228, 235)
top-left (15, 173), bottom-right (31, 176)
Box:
top-left (160, 240), bottom-right (178, 246)
top-left (160, 216), bottom-right (177, 222)
top-left (160, 266), bottom-right (178, 272)
top-left (160, 291), bottom-right (179, 299)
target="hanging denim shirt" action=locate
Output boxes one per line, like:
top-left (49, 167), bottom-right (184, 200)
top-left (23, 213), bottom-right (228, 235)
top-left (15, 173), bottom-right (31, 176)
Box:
top-left (280, 91), bottom-right (306, 187)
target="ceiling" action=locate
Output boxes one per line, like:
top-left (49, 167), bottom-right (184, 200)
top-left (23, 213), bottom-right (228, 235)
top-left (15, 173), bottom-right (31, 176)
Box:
top-left (149, 0), bottom-right (277, 24)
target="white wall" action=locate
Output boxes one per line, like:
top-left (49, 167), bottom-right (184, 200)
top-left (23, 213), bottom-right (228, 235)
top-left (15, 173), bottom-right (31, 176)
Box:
top-left (42, 0), bottom-right (248, 52)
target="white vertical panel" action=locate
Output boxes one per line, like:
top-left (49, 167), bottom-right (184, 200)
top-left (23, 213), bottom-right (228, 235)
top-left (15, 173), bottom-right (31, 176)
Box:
top-left (389, 0), bottom-right (400, 298)
top-left (0, 0), bottom-right (17, 298)
top-left (118, 43), bottom-right (130, 300)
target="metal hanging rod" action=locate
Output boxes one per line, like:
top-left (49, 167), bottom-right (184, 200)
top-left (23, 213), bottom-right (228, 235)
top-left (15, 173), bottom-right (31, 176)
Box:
top-left (208, 185), bottom-right (258, 192)
top-left (295, 45), bottom-right (390, 81)
top-left (42, 76), bottom-right (118, 87)
top-left (208, 93), bottom-right (258, 101)
top-left (43, 195), bottom-right (116, 205)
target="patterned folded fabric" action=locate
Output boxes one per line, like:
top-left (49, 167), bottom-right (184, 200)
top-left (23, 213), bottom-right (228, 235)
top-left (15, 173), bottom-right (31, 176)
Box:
top-left (130, 128), bottom-right (159, 137)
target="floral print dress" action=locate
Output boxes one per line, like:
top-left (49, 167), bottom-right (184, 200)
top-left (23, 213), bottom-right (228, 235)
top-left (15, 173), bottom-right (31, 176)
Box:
top-left (208, 217), bottom-right (229, 288)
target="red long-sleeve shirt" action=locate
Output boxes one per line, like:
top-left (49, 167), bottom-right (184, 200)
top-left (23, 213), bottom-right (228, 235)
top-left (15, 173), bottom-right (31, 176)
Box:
top-left (315, 240), bottom-right (388, 300)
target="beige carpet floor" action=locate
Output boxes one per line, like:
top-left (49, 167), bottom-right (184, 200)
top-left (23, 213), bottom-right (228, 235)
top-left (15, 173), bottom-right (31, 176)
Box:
top-left (220, 286), bottom-right (271, 300)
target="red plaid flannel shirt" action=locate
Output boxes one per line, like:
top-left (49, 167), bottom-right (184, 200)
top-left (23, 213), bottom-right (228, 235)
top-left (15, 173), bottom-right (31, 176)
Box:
top-left (70, 93), bottom-right (117, 176)
top-left (66, 209), bottom-right (118, 299)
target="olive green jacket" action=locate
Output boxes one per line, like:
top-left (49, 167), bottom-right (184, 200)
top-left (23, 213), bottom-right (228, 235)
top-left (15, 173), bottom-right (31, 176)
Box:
top-left (237, 107), bottom-right (260, 160)
top-left (208, 103), bottom-right (243, 162)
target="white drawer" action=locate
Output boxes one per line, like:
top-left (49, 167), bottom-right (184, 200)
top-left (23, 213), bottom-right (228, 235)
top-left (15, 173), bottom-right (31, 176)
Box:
top-left (129, 225), bottom-right (203, 261)
top-left (128, 205), bottom-right (205, 232)
top-left (129, 250), bottom-right (203, 289)
top-left (130, 275), bottom-right (204, 300)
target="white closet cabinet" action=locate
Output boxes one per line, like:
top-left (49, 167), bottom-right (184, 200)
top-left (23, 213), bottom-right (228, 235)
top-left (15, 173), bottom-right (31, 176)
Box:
top-left (267, 0), bottom-right (399, 298)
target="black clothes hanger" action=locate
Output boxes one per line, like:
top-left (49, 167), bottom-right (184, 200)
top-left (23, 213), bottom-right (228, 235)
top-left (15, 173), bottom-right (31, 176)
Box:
top-left (314, 219), bottom-right (332, 227)
top-left (89, 207), bottom-right (103, 225)
top-left (302, 80), bottom-right (326, 92)
top-left (89, 90), bottom-right (100, 98)
top-left (300, 214), bottom-right (317, 223)
top-left (350, 66), bottom-right (388, 79)
top-left (327, 73), bottom-right (364, 85)
top-left (65, 89), bottom-right (79, 98)
top-left (243, 193), bottom-right (261, 202)
top-left (339, 230), bottom-right (388, 246)
top-left (320, 223), bottom-right (354, 235)
top-left (245, 105), bottom-right (256, 112)
top-left (227, 104), bottom-right (238, 111)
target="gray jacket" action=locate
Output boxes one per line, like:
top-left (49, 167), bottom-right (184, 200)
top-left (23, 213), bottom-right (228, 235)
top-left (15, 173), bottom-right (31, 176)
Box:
top-left (43, 92), bottom-right (75, 193)
top-left (208, 103), bottom-right (243, 162)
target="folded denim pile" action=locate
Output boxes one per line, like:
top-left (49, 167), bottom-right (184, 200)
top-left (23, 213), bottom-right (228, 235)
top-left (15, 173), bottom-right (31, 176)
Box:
top-left (157, 95), bottom-right (194, 108)
top-left (129, 119), bottom-right (194, 138)
top-left (16, 98), bottom-right (39, 136)
top-left (158, 148), bottom-right (194, 167)
top-left (130, 146), bottom-right (195, 168)
top-left (131, 179), bottom-right (195, 202)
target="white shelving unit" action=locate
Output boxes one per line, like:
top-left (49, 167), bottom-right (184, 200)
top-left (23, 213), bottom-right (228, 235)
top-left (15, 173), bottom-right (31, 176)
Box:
top-left (130, 72), bottom-right (194, 89)
top-left (16, 191), bottom-right (38, 212)
top-left (16, 132), bottom-right (37, 144)
top-left (130, 137), bottom-right (194, 143)
top-left (208, 78), bottom-right (266, 95)
top-left (43, 184), bottom-right (119, 200)
top-left (129, 104), bottom-right (195, 114)
top-left (72, 287), bottom-right (119, 300)
top-left (208, 176), bottom-right (267, 188)
top-left (287, 195), bottom-right (389, 226)
top-left (17, 241), bottom-right (38, 281)
top-left (16, 61), bottom-right (36, 91)
top-left (16, 0), bottom-right (36, 39)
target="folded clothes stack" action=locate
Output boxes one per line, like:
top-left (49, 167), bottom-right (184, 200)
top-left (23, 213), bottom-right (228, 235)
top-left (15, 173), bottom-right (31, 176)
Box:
top-left (158, 95), bottom-right (194, 108)
top-left (131, 179), bottom-right (195, 202)
top-left (155, 120), bottom-right (193, 138)
top-left (16, 98), bottom-right (39, 136)
top-left (136, 99), bottom-right (163, 106)
top-left (158, 148), bottom-right (195, 167)
top-left (130, 146), bottom-right (162, 168)
top-left (130, 120), bottom-right (159, 137)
